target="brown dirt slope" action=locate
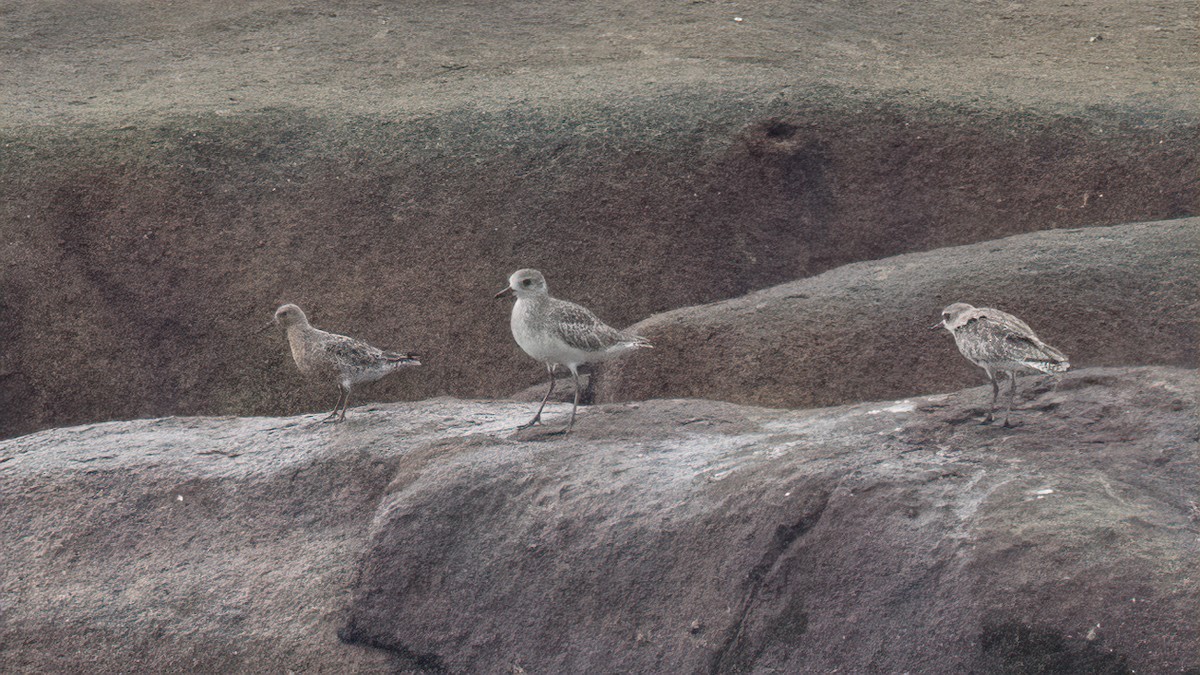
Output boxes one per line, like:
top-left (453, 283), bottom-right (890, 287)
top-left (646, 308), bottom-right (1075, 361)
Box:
top-left (2, 0), bottom-right (1197, 123)
top-left (2, 101), bottom-right (1196, 439)
top-left (597, 218), bottom-right (1199, 410)
top-left (2, 366), bottom-right (1195, 672)
top-left (2, 0), bottom-right (1199, 439)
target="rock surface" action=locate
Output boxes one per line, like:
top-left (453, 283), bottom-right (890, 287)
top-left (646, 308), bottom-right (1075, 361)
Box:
top-left (598, 218), bottom-right (1199, 410)
top-left (3, 0), bottom-right (1197, 123)
top-left (3, 367), bottom-right (1197, 672)
top-left (3, 0), bottom-right (1199, 439)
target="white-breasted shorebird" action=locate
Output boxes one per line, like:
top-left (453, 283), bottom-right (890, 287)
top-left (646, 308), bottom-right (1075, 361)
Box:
top-left (496, 269), bottom-right (651, 432)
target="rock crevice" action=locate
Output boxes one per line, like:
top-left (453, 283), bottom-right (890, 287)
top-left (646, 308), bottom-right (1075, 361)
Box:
top-left (2, 369), bottom-right (1196, 673)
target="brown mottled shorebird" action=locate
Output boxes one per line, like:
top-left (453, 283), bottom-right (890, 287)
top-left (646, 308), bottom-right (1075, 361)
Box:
top-left (274, 304), bottom-right (420, 423)
top-left (936, 302), bottom-right (1069, 427)
top-left (496, 269), bottom-right (652, 433)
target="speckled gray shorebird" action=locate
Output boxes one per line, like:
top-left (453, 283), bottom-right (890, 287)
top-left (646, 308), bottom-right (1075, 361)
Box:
top-left (274, 304), bottom-right (420, 423)
top-left (496, 269), bottom-right (652, 433)
top-left (936, 302), bottom-right (1069, 427)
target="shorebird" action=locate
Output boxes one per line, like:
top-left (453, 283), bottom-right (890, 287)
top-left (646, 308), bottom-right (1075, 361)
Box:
top-left (274, 304), bottom-right (420, 423)
top-left (496, 269), bottom-right (652, 433)
top-left (935, 302), bottom-right (1069, 426)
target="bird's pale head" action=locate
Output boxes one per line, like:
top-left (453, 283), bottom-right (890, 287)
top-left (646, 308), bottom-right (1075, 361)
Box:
top-left (274, 303), bottom-right (309, 328)
top-left (939, 303), bottom-right (976, 331)
top-left (496, 268), bottom-right (548, 299)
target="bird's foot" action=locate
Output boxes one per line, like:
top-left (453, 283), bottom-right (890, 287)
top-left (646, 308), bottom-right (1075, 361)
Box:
top-left (515, 416), bottom-right (542, 431)
top-left (522, 427), bottom-right (567, 438)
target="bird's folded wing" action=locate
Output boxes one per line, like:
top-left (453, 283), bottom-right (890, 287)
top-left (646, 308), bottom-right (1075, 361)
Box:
top-left (318, 333), bottom-right (387, 367)
top-left (974, 310), bottom-right (1066, 364)
top-left (964, 315), bottom-right (1063, 365)
top-left (1003, 333), bottom-right (1068, 364)
top-left (550, 301), bottom-right (626, 352)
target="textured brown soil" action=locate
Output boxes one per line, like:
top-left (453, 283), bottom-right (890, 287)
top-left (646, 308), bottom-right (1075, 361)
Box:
top-left (2, 367), bottom-right (1196, 672)
top-left (3, 0), bottom-right (1197, 122)
top-left (2, 0), bottom-right (1198, 439)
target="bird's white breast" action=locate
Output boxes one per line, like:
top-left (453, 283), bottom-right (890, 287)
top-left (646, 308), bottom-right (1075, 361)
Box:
top-left (511, 298), bottom-right (593, 366)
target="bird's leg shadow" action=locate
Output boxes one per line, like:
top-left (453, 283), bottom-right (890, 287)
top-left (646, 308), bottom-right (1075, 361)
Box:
top-left (507, 425), bottom-right (567, 442)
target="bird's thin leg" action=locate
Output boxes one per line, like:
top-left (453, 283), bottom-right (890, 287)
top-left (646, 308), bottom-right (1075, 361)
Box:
top-left (982, 370), bottom-right (998, 425)
top-left (322, 386), bottom-right (347, 423)
top-left (1002, 371), bottom-right (1018, 428)
top-left (564, 365), bottom-right (581, 433)
top-left (338, 385), bottom-right (352, 423)
top-left (518, 365), bottom-right (556, 430)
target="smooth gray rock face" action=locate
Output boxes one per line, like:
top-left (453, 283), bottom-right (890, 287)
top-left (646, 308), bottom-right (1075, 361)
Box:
top-left (597, 219), bottom-right (1200, 410)
top-left (3, 367), bottom-right (1196, 673)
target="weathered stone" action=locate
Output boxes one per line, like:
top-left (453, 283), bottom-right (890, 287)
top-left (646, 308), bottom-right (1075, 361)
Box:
top-left (597, 219), bottom-right (1199, 410)
top-left (6, 368), bottom-right (1194, 672)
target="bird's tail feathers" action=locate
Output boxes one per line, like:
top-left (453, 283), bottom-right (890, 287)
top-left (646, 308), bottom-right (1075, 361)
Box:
top-left (626, 334), bottom-right (653, 349)
top-left (1044, 359), bottom-right (1070, 374)
top-left (1039, 342), bottom-right (1069, 373)
top-left (1029, 356), bottom-right (1069, 374)
top-left (385, 351), bottom-right (422, 366)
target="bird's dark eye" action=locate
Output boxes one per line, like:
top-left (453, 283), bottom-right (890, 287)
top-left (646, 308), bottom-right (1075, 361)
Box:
top-left (522, 279), bottom-right (532, 287)
top-left (942, 313), bottom-right (950, 321)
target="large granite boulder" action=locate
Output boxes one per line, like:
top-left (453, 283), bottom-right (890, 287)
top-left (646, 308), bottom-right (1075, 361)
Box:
top-left (597, 219), bottom-right (1199, 410)
top-left (4, 367), bottom-right (1195, 672)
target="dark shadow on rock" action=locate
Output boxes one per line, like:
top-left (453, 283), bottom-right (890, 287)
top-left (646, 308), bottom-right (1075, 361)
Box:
top-left (338, 619), bottom-right (447, 673)
top-left (710, 492), bottom-right (829, 674)
top-left (980, 620), bottom-right (1133, 675)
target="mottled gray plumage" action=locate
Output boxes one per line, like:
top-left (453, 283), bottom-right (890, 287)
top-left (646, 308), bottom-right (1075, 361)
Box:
top-left (496, 269), bottom-right (651, 432)
top-left (548, 299), bottom-right (644, 353)
top-left (275, 304), bottom-right (420, 423)
top-left (938, 302), bottom-right (1069, 426)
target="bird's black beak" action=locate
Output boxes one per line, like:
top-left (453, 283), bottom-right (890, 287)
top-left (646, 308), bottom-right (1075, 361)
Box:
top-left (929, 322), bottom-right (943, 331)
top-left (495, 287), bottom-right (514, 299)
